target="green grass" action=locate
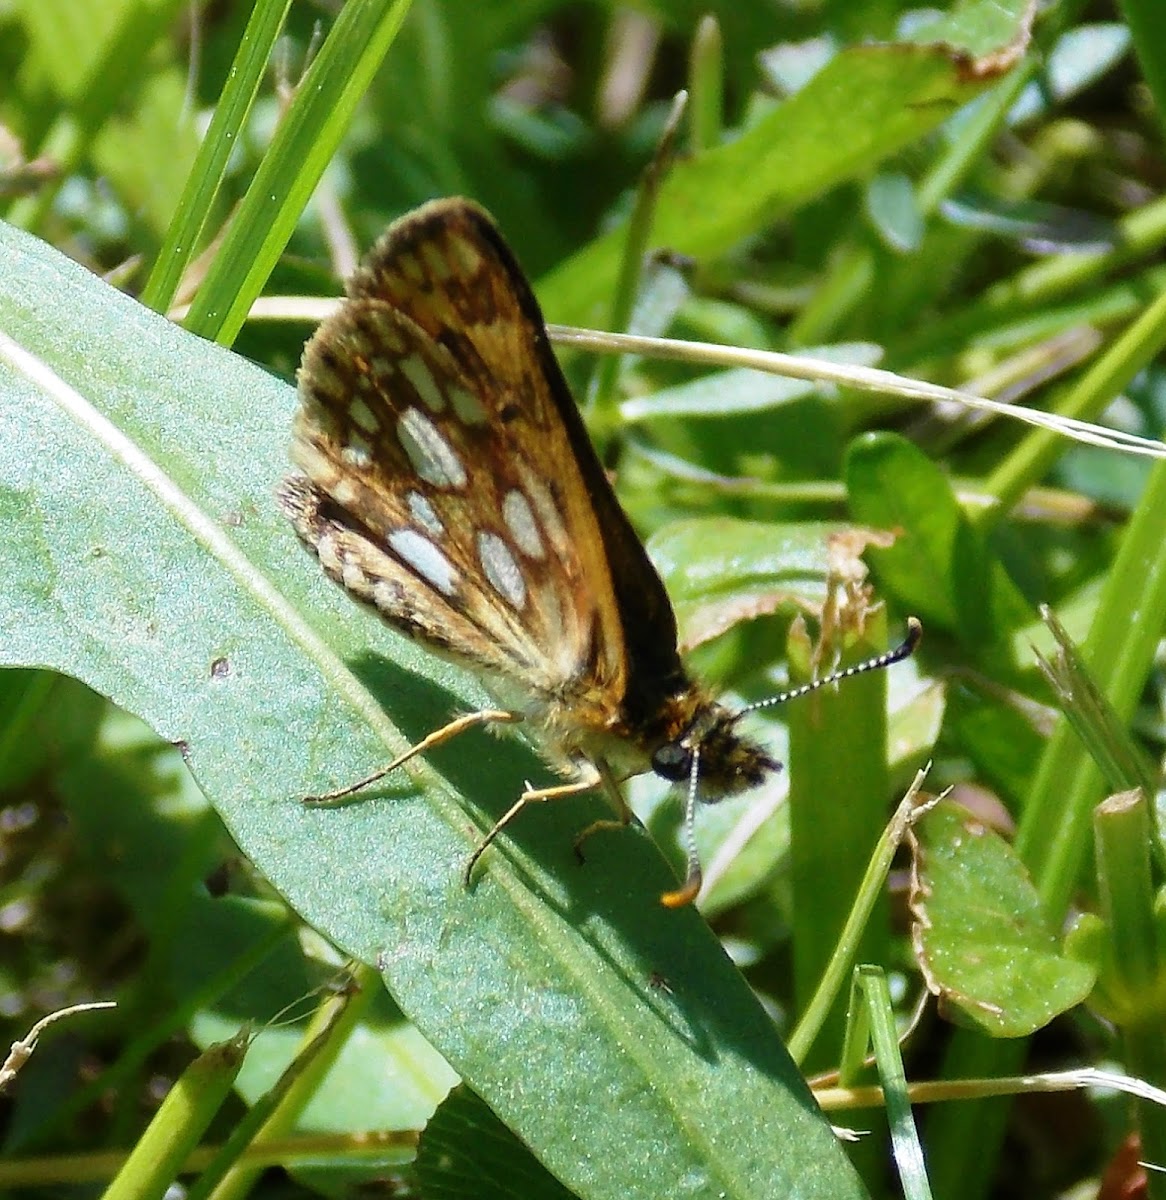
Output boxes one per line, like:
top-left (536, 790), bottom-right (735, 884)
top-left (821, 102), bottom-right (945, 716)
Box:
top-left (2, 2), bottom-right (1166, 1199)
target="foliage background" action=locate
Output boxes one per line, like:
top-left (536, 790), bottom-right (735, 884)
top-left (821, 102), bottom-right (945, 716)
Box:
top-left (2, 1), bottom-right (1166, 1198)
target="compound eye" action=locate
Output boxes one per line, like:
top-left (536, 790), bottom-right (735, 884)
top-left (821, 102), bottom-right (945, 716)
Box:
top-left (652, 741), bottom-right (693, 782)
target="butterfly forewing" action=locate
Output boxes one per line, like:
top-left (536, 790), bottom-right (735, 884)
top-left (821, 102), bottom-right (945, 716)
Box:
top-left (286, 201), bottom-right (634, 719)
top-left (346, 201), bottom-right (686, 716)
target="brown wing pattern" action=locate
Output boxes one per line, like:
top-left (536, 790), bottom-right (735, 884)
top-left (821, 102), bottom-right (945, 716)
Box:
top-left (344, 199), bottom-right (686, 723)
top-left (284, 199), bottom-right (637, 715)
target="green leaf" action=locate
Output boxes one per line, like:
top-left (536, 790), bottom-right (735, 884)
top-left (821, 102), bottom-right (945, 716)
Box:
top-left (91, 69), bottom-right (201, 244)
top-left (1007, 25), bottom-right (1131, 125)
top-left (7, 0), bottom-right (189, 233)
top-left (865, 174), bottom-right (923, 254)
top-left (540, 2), bottom-right (1032, 326)
top-left (938, 192), bottom-right (1117, 255)
top-left (845, 433), bottom-right (1031, 645)
top-left (141, 0), bottom-right (296, 312)
top-left (647, 516), bottom-right (842, 651)
top-left (0, 670), bottom-right (104, 789)
top-left (0, 222), bottom-right (867, 1200)
top-left (103, 1032), bottom-right (248, 1200)
top-left (907, 800), bottom-right (1095, 1037)
top-left (416, 1085), bottom-right (580, 1200)
top-left (182, 0), bottom-right (413, 344)
top-left (787, 614), bottom-right (898, 1066)
top-left (57, 705), bottom-right (454, 1143)
top-left (1032, 606), bottom-right (1159, 798)
top-left (621, 345), bottom-right (883, 422)
top-left (944, 684), bottom-right (1049, 804)
top-left (846, 968), bottom-right (931, 1200)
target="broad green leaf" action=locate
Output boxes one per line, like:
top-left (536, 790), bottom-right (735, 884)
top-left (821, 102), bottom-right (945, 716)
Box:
top-left (647, 517), bottom-right (842, 651)
top-left (0, 223), bottom-right (867, 1200)
top-left (59, 705), bottom-right (454, 1139)
top-left (907, 799), bottom-right (1095, 1037)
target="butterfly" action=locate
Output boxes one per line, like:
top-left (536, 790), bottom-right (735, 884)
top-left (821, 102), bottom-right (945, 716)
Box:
top-left (278, 197), bottom-right (920, 906)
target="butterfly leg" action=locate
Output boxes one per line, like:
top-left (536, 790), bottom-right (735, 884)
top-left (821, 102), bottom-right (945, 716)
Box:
top-left (306, 709), bottom-right (522, 805)
top-left (571, 757), bottom-right (634, 863)
top-left (464, 765), bottom-right (602, 886)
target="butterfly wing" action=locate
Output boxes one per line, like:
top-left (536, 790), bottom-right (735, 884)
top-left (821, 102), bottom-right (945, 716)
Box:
top-left (283, 199), bottom-right (682, 729)
top-left (346, 199), bottom-right (686, 721)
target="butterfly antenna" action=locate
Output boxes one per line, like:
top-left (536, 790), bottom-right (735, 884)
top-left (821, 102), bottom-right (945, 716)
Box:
top-left (660, 743), bottom-right (704, 908)
top-left (739, 617), bottom-right (922, 718)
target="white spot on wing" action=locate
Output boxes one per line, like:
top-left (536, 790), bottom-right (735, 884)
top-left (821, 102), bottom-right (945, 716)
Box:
top-left (400, 354), bottom-right (446, 413)
top-left (397, 408), bottom-right (466, 488)
top-left (516, 465), bottom-right (569, 560)
top-left (477, 531), bottom-right (527, 610)
top-left (407, 490), bottom-right (444, 536)
top-left (331, 478), bottom-right (359, 507)
top-left (449, 384), bottom-right (487, 425)
top-left (388, 529), bottom-right (459, 596)
top-left (448, 234), bottom-right (483, 276)
top-left (342, 432), bottom-right (372, 468)
top-left (421, 240), bottom-right (452, 280)
top-left (503, 490), bottom-right (544, 559)
top-left (373, 579), bottom-right (403, 611)
top-left (341, 559), bottom-right (367, 591)
top-left (398, 252), bottom-right (424, 284)
top-left (318, 534), bottom-right (341, 573)
top-left (541, 585), bottom-right (581, 678)
top-left (350, 397), bottom-right (379, 433)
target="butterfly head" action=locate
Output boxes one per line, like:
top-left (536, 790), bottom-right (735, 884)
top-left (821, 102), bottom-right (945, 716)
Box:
top-left (657, 618), bottom-right (922, 907)
top-left (650, 701), bottom-right (779, 798)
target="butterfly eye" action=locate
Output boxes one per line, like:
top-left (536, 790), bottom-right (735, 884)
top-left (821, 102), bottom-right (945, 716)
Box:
top-left (651, 741), bottom-right (693, 782)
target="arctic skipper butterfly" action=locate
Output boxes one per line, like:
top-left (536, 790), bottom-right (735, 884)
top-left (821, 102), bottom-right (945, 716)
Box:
top-left (279, 197), bottom-right (920, 905)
